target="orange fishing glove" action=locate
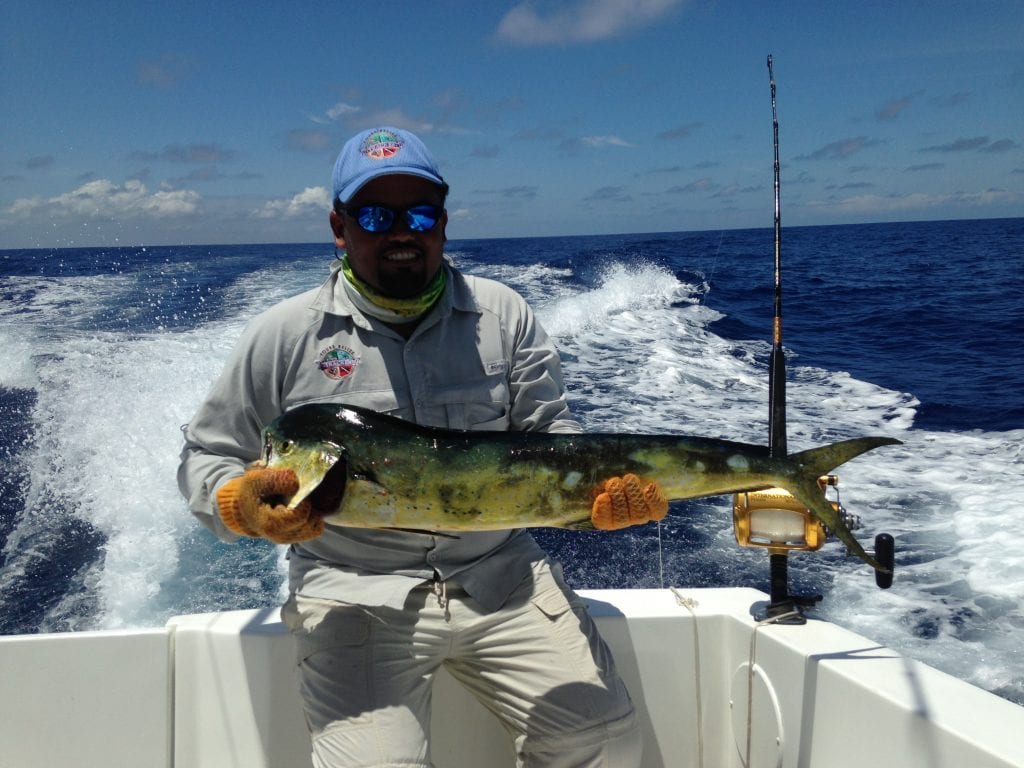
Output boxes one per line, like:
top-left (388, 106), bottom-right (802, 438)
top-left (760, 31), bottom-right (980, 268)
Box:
top-left (216, 468), bottom-right (325, 544)
top-left (592, 474), bottom-right (669, 530)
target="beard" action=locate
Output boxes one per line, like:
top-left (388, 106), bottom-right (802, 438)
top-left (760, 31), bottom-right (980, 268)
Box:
top-left (367, 248), bottom-right (443, 298)
top-left (376, 264), bottom-right (434, 297)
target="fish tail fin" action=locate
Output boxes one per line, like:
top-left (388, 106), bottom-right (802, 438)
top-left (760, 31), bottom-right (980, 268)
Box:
top-left (784, 477), bottom-right (888, 573)
top-left (782, 436), bottom-right (901, 574)
top-left (789, 436), bottom-right (901, 479)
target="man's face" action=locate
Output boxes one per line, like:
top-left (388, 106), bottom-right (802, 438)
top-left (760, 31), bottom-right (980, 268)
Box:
top-left (331, 174), bottom-right (448, 298)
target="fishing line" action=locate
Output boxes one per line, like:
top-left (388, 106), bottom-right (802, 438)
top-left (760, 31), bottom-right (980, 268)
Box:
top-left (670, 588), bottom-right (706, 768)
top-left (656, 521), bottom-right (665, 588)
top-left (744, 610), bottom-right (801, 768)
top-left (697, 227), bottom-right (726, 306)
top-left (680, 222), bottom-right (725, 309)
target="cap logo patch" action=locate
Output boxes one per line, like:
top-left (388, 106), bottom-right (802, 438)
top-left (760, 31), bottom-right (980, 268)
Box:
top-left (361, 130), bottom-right (404, 160)
top-left (318, 345), bottom-right (361, 380)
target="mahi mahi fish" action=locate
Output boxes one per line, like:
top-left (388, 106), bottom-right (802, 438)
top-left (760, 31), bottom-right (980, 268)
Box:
top-left (257, 404), bottom-right (900, 571)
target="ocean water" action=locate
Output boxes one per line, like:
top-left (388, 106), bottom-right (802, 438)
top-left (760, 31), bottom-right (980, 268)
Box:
top-left (1, 218), bottom-right (1022, 706)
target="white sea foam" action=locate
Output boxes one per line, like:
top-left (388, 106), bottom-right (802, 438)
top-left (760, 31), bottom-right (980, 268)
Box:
top-left (21, 323), bottom-right (242, 628)
top-left (0, 327), bottom-right (40, 390)
top-left (1, 253), bottom-right (1020, 703)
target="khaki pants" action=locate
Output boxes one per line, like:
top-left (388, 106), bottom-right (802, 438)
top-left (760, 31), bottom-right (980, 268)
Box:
top-left (282, 560), bottom-right (641, 768)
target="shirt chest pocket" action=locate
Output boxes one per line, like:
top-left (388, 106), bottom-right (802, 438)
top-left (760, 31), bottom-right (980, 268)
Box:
top-left (428, 365), bottom-right (511, 430)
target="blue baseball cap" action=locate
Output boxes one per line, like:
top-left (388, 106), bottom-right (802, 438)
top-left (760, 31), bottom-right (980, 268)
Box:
top-left (331, 127), bottom-right (446, 205)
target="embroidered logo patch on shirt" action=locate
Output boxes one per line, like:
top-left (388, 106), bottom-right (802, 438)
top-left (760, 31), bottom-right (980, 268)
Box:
top-left (318, 345), bottom-right (361, 380)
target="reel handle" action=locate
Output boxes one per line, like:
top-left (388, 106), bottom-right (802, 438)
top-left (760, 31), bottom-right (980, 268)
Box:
top-left (874, 533), bottom-right (895, 589)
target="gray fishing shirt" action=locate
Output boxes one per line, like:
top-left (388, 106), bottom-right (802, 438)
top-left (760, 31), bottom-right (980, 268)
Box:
top-left (178, 260), bottom-right (581, 612)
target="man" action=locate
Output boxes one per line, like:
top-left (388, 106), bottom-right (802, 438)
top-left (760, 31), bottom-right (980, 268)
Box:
top-left (178, 126), bottom-right (667, 767)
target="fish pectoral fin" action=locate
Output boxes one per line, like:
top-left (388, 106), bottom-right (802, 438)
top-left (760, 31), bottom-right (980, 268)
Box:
top-left (383, 528), bottom-right (462, 539)
top-left (563, 519), bottom-right (597, 531)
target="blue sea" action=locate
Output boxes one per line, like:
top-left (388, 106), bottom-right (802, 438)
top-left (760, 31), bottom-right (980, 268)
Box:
top-left (1, 218), bottom-right (1022, 706)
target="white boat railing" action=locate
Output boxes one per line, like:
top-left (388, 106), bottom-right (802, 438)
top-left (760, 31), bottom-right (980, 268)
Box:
top-left (2, 587), bottom-right (1021, 768)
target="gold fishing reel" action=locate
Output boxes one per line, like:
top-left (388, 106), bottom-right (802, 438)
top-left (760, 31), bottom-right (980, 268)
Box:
top-left (732, 475), bottom-right (840, 555)
top-left (733, 475), bottom-right (893, 622)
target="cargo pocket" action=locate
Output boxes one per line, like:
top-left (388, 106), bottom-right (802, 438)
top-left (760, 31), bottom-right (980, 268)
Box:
top-left (530, 567), bottom-right (617, 681)
top-left (286, 602), bottom-right (377, 729)
top-left (530, 575), bottom-right (591, 645)
top-left (531, 583), bottom-right (586, 622)
top-left (293, 605), bottom-right (372, 663)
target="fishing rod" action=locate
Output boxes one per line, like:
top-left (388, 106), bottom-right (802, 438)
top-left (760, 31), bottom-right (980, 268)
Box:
top-left (763, 54), bottom-right (811, 619)
top-left (767, 54), bottom-right (787, 459)
top-left (732, 56), bottom-right (895, 622)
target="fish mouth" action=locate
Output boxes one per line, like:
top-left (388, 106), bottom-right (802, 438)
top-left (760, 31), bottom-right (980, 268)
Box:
top-left (293, 457), bottom-right (348, 514)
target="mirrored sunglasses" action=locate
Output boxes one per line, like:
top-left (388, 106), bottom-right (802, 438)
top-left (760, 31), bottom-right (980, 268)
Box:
top-left (343, 204), bottom-right (443, 233)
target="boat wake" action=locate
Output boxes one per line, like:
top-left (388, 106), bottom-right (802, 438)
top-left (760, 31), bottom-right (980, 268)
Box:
top-left (0, 235), bottom-right (1021, 706)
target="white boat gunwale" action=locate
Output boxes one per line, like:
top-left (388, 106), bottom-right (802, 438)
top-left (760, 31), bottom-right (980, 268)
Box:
top-left (1, 587), bottom-right (1021, 768)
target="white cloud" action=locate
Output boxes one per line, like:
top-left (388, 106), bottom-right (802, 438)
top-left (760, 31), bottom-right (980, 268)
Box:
top-left (312, 106), bottom-right (473, 137)
top-left (5, 179), bottom-right (200, 219)
top-left (807, 188), bottom-right (1022, 216)
top-left (582, 135), bottom-right (633, 148)
top-left (359, 109), bottom-right (437, 134)
top-left (5, 196), bottom-right (45, 217)
top-left (309, 102), bottom-right (363, 124)
top-left (137, 54), bottom-right (197, 89)
top-left (327, 102), bottom-right (361, 120)
top-left (496, 0), bottom-right (683, 45)
top-left (255, 186), bottom-right (331, 219)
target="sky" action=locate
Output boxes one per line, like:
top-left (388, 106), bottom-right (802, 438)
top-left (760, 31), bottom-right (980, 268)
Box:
top-left (2, 0), bottom-right (1021, 249)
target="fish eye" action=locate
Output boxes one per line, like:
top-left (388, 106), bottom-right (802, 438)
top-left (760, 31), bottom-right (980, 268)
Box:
top-left (279, 440), bottom-right (294, 455)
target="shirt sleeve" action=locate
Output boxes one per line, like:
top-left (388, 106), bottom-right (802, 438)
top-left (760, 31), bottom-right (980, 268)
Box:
top-left (505, 292), bottom-right (582, 435)
top-left (177, 309), bottom-right (292, 541)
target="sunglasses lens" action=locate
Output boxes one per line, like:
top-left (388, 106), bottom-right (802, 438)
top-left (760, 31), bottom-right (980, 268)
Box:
top-left (356, 206), bottom-right (395, 233)
top-left (350, 204), bottom-right (441, 233)
top-left (405, 205), bottom-right (441, 232)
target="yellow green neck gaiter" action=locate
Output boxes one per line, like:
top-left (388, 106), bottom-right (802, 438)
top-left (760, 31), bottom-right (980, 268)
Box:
top-left (340, 255), bottom-right (446, 323)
